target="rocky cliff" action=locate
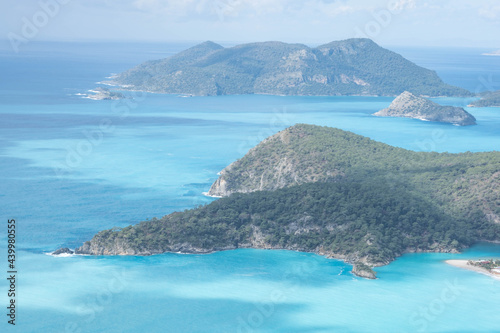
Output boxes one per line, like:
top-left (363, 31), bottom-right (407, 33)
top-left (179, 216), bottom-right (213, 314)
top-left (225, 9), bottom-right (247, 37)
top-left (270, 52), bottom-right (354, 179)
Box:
top-left (207, 125), bottom-right (387, 197)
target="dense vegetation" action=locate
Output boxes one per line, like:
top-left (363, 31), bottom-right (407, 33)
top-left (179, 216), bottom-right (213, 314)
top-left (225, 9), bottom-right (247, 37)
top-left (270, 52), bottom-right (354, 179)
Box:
top-left (209, 124), bottom-right (499, 217)
top-left (78, 179), bottom-right (499, 265)
top-left (77, 125), bottom-right (500, 270)
top-left (469, 90), bottom-right (500, 107)
top-left (111, 39), bottom-right (472, 97)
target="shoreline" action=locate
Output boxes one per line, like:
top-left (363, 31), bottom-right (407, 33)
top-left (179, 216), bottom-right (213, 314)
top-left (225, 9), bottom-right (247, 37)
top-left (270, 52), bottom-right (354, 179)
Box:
top-left (445, 260), bottom-right (500, 281)
top-left (100, 78), bottom-right (471, 99)
top-left (202, 191), bottom-right (222, 198)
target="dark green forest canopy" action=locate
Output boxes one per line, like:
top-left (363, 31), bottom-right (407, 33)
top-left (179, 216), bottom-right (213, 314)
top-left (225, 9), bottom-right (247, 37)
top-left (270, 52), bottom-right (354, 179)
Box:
top-left (77, 125), bottom-right (500, 268)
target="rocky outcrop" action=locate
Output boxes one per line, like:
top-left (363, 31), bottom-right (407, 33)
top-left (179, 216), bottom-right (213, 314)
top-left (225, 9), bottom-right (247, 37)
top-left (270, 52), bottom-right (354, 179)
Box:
top-left (52, 247), bottom-right (74, 255)
top-left (84, 87), bottom-right (125, 100)
top-left (75, 239), bottom-right (235, 256)
top-left (74, 238), bottom-right (140, 255)
top-left (207, 125), bottom-right (354, 197)
top-left (374, 91), bottom-right (476, 126)
top-left (352, 263), bottom-right (377, 279)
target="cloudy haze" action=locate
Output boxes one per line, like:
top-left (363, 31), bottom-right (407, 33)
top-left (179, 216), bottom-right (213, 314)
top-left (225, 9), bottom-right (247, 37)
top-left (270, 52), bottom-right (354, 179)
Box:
top-left (2, 0), bottom-right (500, 47)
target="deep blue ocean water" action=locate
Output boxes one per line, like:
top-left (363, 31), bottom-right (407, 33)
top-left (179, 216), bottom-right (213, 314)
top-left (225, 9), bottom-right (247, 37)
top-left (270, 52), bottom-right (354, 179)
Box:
top-left (0, 41), bottom-right (500, 332)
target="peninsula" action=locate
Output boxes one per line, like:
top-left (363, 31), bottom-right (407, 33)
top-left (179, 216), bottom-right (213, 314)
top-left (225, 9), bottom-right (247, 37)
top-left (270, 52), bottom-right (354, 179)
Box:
top-left (374, 91), bottom-right (476, 126)
top-left (106, 39), bottom-right (472, 97)
top-left (71, 125), bottom-right (500, 278)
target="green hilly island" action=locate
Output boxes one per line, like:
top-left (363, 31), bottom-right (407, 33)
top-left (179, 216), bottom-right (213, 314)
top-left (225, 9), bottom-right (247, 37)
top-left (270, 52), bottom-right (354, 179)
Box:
top-left (109, 39), bottom-right (472, 97)
top-left (74, 125), bottom-right (500, 278)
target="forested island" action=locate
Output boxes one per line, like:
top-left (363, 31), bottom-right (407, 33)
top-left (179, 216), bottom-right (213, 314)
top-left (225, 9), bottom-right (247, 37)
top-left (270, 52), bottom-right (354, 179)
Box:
top-left (107, 38), bottom-right (472, 97)
top-left (374, 91), bottom-right (476, 126)
top-left (72, 125), bottom-right (500, 278)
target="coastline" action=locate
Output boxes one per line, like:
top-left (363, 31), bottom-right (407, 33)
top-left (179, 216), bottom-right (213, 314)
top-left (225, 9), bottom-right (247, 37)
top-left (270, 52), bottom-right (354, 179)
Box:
top-left (101, 78), bottom-right (470, 99)
top-left (202, 191), bottom-right (222, 198)
top-left (445, 260), bottom-right (500, 281)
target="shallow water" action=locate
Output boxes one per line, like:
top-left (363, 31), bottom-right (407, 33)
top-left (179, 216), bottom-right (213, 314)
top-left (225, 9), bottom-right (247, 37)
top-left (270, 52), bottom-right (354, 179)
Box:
top-left (0, 42), bottom-right (499, 332)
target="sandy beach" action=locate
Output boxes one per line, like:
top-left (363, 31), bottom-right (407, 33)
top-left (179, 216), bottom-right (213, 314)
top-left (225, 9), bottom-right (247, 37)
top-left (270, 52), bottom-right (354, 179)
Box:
top-left (445, 260), bottom-right (500, 281)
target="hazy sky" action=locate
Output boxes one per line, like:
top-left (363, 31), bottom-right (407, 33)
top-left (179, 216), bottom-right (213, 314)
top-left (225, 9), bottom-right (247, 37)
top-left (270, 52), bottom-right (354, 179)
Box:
top-left (2, 0), bottom-right (500, 48)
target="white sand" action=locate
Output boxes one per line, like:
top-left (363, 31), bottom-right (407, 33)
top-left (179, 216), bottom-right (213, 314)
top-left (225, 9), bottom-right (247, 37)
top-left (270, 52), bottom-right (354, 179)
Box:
top-left (445, 260), bottom-right (500, 281)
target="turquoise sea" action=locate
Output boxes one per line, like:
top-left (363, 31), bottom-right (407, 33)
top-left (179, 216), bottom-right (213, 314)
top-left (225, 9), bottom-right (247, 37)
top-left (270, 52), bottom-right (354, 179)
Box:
top-left (0, 41), bottom-right (500, 332)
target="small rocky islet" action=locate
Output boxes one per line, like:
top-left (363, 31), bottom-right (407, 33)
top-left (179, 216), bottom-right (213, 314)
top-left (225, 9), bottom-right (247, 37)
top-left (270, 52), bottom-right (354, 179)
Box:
top-left (374, 91), bottom-right (476, 126)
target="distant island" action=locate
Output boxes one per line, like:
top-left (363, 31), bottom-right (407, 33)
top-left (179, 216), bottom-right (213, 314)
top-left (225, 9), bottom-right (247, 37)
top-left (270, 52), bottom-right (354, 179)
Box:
top-left (106, 38), bottom-right (472, 97)
top-left (468, 90), bottom-right (500, 107)
top-left (374, 91), bottom-right (476, 126)
top-left (70, 124), bottom-right (500, 279)
top-left (446, 259), bottom-right (500, 280)
top-left (482, 50), bottom-right (500, 56)
top-left (84, 87), bottom-right (125, 100)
